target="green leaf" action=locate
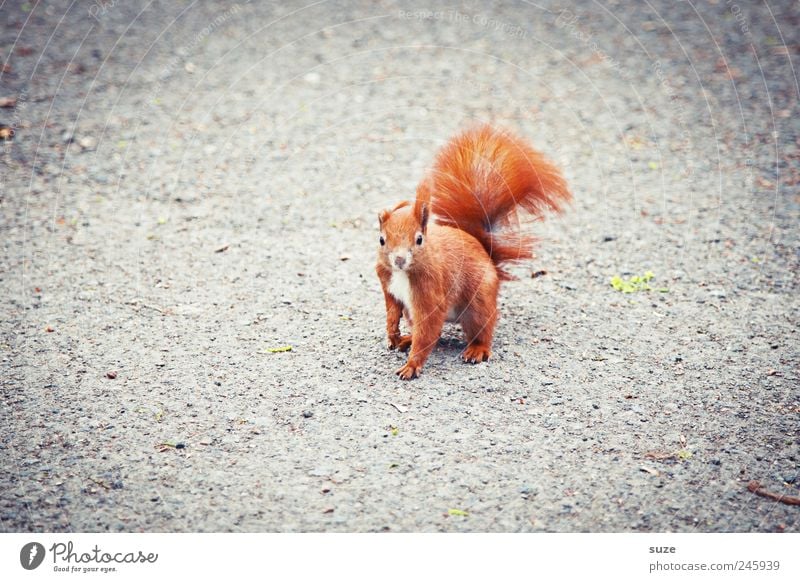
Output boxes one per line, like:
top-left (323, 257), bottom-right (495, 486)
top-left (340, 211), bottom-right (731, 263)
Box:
top-left (448, 508), bottom-right (469, 517)
top-left (265, 345), bottom-right (292, 353)
top-left (610, 271), bottom-right (659, 293)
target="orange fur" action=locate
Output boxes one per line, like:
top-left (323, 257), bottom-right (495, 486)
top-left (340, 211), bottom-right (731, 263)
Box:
top-left (376, 124), bottom-right (571, 379)
top-left (418, 124), bottom-right (571, 279)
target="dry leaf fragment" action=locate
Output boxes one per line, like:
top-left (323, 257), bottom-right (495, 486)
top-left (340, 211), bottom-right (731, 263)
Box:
top-left (644, 451), bottom-right (675, 461)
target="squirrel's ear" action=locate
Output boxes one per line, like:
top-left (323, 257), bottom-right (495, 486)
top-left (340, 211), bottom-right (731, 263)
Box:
top-left (415, 178), bottom-right (432, 233)
top-left (417, 201), bottom-right (429, 234)
top-left (378, 209), bottom-right (390, 227)
top-left (416, 202), bottom-right (430, 234)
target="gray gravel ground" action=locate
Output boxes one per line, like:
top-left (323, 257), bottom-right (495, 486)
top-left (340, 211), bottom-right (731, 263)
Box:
top-left (1, 0), bottom-right (798, 532)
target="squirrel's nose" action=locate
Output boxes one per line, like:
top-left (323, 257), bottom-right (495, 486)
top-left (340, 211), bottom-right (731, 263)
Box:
top-left (394, 256), bottom-right (406, 269)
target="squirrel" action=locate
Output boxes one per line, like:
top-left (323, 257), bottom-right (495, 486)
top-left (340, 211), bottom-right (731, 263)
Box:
top-left (376, 124), bottom-right (571, 380)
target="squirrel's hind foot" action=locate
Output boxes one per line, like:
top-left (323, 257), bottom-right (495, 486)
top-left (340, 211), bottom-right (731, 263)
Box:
top-left (396, 361), bottom-right (422, 380)
top-left (462, 344), bottom-right (491, 364)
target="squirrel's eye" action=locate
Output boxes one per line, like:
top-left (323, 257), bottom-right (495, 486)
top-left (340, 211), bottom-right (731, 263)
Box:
top-left (415, 234), bottom-right (423, 246)
top-left (379, 236), bottom-right (385, 246)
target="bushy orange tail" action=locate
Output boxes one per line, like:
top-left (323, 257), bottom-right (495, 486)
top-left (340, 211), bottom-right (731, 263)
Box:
top-left (417, 124), bottom-right (571, 280)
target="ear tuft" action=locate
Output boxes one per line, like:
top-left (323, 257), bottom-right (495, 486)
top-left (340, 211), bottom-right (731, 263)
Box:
top-left (378, 209), bottom-right (390, 227)
top-left (417, 201), bottom-right (429, 233)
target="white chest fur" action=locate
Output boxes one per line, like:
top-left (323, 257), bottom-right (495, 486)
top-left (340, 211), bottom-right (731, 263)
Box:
top-left (387, 270), bottom-right (412, 310)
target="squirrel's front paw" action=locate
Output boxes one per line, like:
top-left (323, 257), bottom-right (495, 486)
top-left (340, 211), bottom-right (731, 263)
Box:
top-left (388, 334), bottom-right (412, 352)
top-left (395, 361), bottom-right (422, 380)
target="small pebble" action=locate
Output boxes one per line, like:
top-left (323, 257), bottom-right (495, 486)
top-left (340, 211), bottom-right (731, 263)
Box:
top-left (78, 136), bottom-right (97, 150)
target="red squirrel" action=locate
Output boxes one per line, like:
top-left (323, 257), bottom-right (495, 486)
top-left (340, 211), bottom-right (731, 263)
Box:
top-left (376, 124), bottom-right (571, 380)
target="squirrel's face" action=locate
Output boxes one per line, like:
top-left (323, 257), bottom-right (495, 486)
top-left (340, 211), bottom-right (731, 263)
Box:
top-left (378, 200), bottom-right (429, 272)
